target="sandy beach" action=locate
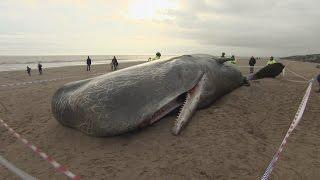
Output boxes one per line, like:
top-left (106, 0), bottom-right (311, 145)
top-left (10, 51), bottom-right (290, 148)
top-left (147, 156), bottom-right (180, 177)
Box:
top-left (0, 59), bottom-right (319, 179)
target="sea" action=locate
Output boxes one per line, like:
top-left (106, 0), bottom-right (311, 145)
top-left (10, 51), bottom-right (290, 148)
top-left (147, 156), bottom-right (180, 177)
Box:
top-left (0, 55), bottom-right (174, 72)
top-left (0, 55), bottom-right (270, 72)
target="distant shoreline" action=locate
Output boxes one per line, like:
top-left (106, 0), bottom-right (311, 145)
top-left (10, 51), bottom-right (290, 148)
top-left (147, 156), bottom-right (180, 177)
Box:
top-left (0, 60), bottom-right (146, 72)
top-left (0, 55), bottom-right (175, 72)
top-left (281, 54), bottom-right (320, 63)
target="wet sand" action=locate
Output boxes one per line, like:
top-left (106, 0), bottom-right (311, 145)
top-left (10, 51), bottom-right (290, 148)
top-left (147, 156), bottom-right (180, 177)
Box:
top-left (0, 59), bottom-right (319, 179)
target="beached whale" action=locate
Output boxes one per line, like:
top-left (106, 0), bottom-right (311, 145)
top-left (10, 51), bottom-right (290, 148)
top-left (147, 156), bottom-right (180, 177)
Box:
top-left (52, 55), bottom-right (245, 136)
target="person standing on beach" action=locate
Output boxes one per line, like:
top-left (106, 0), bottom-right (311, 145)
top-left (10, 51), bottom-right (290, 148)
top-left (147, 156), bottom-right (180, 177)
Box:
top-left (316, 73), bottom-right (320, 92)
top-left (249, 56), bottom-right (256, 73)
top-left (228, 55), bottom-right (236, 64)
top-left (149, 52), bottom-right (161, 61)
top-left (220, 53), bottom-right (236, 64)
top-left (155, 52), bottom-right (161, 60)
top-left (217, 52), bottom-right (228, 64)
top-left (38, 63), bottom-right (43, 75)
top-left (267, 56), bottom-right (277, 65)
top-left (86, 56), bottom-right (92, 71)
top-left (26, 66), bottom-right (31, 76)
top-left (111, 56), bottom-right (119, 71)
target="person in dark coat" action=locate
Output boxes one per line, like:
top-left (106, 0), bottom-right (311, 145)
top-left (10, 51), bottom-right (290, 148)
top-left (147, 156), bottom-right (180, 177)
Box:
top-left (26, 66), bottom-right (31, 76)
top-left (86, 56), bottom-right (92, 71)
top-left (249, 56), bottom-right (256, 73)
top-left (111, 56), bottom-right (119, 71)
top-left (317, 74), bottom-right (320, 92)
top-left (38, 63), bottom-right (43, 75)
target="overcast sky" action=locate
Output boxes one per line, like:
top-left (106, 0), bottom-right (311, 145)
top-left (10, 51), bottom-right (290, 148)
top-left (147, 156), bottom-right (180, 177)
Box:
top-left (0, 0), bottom-right (319, 56)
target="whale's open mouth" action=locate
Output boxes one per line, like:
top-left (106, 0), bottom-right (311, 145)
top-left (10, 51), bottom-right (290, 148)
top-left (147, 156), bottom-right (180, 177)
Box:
top-left (141, 74), bottom-right (206, 135)
top-left (138, 93), bottom-right (185, 129)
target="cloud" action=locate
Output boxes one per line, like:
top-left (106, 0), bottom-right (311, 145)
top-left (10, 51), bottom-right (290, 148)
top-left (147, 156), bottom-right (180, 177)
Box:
top-left (160, 0), bottom-right (320, 56)
top-left (0, 0), bottom-right (319, 56)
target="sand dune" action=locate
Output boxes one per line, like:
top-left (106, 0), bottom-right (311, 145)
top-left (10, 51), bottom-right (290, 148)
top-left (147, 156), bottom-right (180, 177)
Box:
top-left (0, 59), bottom-right (319, 179)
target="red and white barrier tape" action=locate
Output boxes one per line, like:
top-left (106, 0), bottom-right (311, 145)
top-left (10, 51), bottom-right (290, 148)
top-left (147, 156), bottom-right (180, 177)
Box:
top-left (0, 155), bottom-right (37, 180)
top-left (0, 118), bottom-right (80, 180)
top-left (261, 79), bottom-right (314, 180)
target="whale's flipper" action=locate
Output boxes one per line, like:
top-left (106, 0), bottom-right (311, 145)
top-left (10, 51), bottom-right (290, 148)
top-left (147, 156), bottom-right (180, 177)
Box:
top-left (172, 74), bottom-right (206, 135)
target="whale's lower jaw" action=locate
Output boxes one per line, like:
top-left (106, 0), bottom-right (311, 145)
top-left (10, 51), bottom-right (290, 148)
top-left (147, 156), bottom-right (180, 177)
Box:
top-left (173, 73), bottom-right (206, 135)
top-left (138, 74), bottom-right (207, 136)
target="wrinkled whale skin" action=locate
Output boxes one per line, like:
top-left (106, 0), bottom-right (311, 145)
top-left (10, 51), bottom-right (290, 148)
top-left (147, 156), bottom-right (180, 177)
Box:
top-left (52, 54), bottom-right (244, 136)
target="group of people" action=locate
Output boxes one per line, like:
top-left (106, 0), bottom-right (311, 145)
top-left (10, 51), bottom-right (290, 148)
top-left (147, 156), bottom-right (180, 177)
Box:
top-left (86, 56), bottom-right (119, 72)
top-left (26, 63), bottom-right (43, 76)
top-left (249, 56), bottom-right (277, 73)
top-left (86, 52), bottom-right (162, 73)
top-left (148, 52), bottom-right (162, 62)
top-left (26, 55), bottom-right (120, 76)
top-left (222, 53), bottom-right (320, 92)
top-left (221, 52), bottom-right (278, 74)
top-left (26, 53), bottom-right (320, 93)
top-left (147, 52), bottom-right (281, 76)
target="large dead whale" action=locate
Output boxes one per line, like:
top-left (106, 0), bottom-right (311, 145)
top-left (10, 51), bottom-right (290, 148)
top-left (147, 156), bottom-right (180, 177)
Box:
top-left (52, 54), bottom-right (245, 136)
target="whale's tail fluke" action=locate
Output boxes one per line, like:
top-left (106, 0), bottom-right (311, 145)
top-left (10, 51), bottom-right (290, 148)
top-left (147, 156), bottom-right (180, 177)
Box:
top-left (251, 63), bottom-right (285, 80)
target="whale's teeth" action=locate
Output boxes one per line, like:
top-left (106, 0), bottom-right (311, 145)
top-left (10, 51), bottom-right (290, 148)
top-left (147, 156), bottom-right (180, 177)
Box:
top-left (172, 74), bottom-right (206, 135)
top-left (176, 96), bottom-right (188, 119)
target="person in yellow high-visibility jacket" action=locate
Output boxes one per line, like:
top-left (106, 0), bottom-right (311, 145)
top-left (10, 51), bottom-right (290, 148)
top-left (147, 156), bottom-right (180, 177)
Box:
top-left (229, 55), bottom-right (237, 64)
top-left (148, 52), bottom-right (161, 62)
top-left (267, 56), bottom-right (277, 65)
top-left (218, 54), bottom-right (237, 65)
